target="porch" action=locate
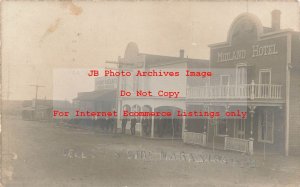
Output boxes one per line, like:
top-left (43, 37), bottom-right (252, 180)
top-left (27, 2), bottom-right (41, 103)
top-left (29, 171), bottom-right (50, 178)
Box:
top-left (117, 99), bottom-right (186, 139)
top-left (183, 131), bottom-right (254, 154)
top-left (183, 105), bottom-right (285, 155)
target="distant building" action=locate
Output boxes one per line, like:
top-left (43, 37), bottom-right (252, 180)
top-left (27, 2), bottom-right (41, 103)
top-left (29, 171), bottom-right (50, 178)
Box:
top-left (73, 76), bottom-right (118, 117)
top-left (22, 99), bottom-right (72, 121)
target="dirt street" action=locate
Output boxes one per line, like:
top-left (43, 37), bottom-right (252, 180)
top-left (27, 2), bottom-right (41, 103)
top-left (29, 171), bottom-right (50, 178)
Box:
top-left (2, 117), bottom-right (300, 187)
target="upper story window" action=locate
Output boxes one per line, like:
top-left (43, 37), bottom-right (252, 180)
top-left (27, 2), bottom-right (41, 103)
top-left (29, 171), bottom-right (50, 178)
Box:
top-left (259, 69), bottom-right (271, 85)
top-left (236, 63), bottom-right (247, 85)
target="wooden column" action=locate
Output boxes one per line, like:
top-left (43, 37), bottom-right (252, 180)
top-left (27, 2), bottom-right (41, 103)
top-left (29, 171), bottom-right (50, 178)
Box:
top-left (151, 107), bottom-right (155, 138)
top-left (182, 115), bottom-right (186, 139)
top-left (225, 105), bottom-right (230, 136)
top-left (249, 106), bottom-right (256, 139)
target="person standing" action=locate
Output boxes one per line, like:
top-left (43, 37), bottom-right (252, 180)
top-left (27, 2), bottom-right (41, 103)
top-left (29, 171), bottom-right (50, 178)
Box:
top-left (142, 117), bottom-right (146, 136)
top-left (121, 117), bottom-right (128, 134)
top-left (113, 117), bottom-right (118, 134)
top-left (142, 117), bottom-right (150, 136)
top-left (109, 118), bottom-right (114, 133)
top-left (158, 117), bottom-right (165, 137)
top-left (105, 117), bottom-right (109, 132)
top-left (147, 118), bottom-right (152, 136)
top-left (130, 117), bottom-right (137, 135)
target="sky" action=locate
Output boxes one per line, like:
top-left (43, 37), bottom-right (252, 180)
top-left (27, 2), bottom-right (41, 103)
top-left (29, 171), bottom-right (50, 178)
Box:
top-left (2, 1), bottom-right (299, 101)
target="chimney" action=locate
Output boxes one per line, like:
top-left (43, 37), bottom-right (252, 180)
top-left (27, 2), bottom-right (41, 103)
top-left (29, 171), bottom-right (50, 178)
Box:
top-left (179, 49), bottom-right (184, 58)
top-left (271, 10), bottom-right (281, 31)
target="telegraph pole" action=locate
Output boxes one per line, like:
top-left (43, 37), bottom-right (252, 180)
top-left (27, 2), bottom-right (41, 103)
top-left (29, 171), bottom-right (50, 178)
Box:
top-left (29, 84), bottom-right (45, 114)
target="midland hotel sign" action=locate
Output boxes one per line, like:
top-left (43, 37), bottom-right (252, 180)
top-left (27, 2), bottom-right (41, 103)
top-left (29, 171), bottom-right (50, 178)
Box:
top-left (217, 44), bottom-right (279, 63)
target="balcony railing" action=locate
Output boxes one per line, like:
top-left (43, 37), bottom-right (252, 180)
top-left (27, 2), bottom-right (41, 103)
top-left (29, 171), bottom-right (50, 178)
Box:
top-left (187, 83), bottom-right (282, 100)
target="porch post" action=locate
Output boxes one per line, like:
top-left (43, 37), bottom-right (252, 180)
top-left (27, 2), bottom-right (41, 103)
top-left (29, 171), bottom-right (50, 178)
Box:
top-left (151, 107), bottom-right (155, 138)
top-left (249, 105), bottom-right (256, 155)
top-left (117, 101), bottom-right (121, 131)
top-left (249, 106), bottom-right (256, 139)
top-left (250, 80), bottom-right (255, 100)
top-left (182, 115), bottom-right (186, 139)
top-left (225, 105), bottom-right (230, 136)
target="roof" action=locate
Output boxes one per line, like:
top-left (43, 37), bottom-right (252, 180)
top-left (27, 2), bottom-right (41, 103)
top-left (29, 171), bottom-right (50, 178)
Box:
top-left (74, 89), bottom-right (116, 101)
top-left (22, 105), bottom-right (51, 111)
top-left (22, 99), bottom-right (72, 107)
top-left (209, 11), bottom-right (298, 48)
top-left (140, 53), bottom-right (209, 68)
top-left (120, 42), bottom-right (209, 67)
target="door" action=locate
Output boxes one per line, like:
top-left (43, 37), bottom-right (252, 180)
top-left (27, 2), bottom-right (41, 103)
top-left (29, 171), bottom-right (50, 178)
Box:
top-left (236, 64), bottom-right (247, 97)
top-left (259, 69), bottom-right (271, 98)
top-left (236, 64), bottom-right (247, 85)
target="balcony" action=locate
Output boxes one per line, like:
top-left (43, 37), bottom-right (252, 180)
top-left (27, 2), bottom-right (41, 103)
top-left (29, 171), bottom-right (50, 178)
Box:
top-left (187, 82), bottom-right (282, 100)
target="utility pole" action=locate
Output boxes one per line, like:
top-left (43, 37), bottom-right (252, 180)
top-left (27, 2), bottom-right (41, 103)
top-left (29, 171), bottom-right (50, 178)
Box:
top-left (29, 84), bottom-right (45, 118)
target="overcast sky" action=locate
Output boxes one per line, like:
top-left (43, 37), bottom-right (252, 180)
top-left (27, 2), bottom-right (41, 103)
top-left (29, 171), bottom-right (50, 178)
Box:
top-left (2, 1), bottom-right (299, 101)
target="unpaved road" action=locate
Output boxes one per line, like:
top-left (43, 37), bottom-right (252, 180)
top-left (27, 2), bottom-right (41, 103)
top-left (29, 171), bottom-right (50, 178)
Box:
top-left (2, 117), bottom-right (300, 187)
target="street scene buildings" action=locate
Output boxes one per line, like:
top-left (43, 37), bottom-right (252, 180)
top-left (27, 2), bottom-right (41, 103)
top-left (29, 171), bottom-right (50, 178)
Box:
top-left (2, 2), bottom-right (300, 187)
top-left (73, 10), bottom-right (300, 157)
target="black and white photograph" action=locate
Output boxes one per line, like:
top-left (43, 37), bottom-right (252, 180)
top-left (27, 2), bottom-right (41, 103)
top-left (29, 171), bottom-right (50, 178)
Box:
top-left (1, 0), bottom-right (300, 186)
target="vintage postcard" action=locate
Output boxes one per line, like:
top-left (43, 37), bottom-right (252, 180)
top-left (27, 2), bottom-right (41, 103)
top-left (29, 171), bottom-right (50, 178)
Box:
top-left (1, 0), bottom-right (300, 186)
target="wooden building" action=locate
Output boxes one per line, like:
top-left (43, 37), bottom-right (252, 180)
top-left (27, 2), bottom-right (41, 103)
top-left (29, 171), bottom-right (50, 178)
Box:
top-left (185, 10), bottom-right (300, 156)
top-left (116, 42), bottom-right (209, 138)
top-left (73, 76), bottom-right (118, 117)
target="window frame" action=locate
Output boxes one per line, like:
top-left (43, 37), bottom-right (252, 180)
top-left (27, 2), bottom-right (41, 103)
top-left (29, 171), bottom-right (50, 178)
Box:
top-left (259, 69), bottom-right (272, 85)
top-left (236, 63), bottom-right (247, 85)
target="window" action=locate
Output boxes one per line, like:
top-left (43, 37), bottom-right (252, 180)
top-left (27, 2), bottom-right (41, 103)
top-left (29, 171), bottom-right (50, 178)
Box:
top-left (236, 63), bottom-right (247, 97)
top-left (258, 110), bottom-right (274, 143)
top-left (236, 63), bottom-right (247, 85)
top-left (259, 69), bottom-right (271, 98)
top-left (259, 69), bottom-right (271, 84)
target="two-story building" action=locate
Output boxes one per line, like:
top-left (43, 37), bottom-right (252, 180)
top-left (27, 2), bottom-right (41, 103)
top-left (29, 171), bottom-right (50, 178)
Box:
top-left (185, 10), bottom-right (300, 156)
top-left (116, 42), bottom-right (209, 138)
top-left (71, 10), bottom-right (300, 156)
